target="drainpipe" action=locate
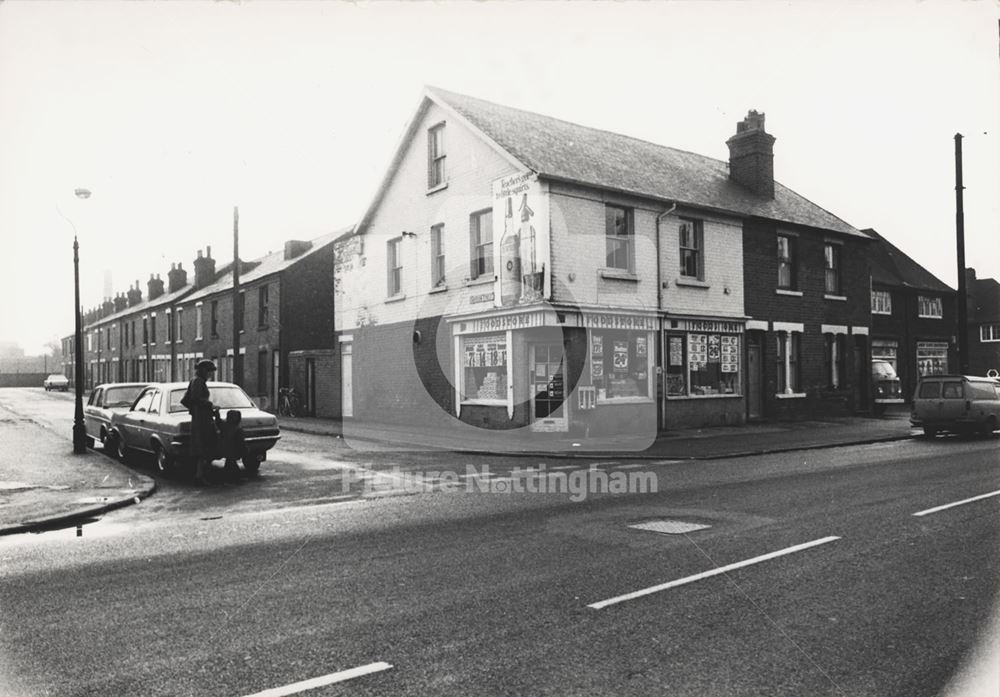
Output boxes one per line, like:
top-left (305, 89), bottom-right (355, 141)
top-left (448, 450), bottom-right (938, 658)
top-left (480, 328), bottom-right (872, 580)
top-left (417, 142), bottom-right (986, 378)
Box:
top-left (655, 203), bottom-right (678, 432)
top-left (656, 203), bottom-right (678, 311)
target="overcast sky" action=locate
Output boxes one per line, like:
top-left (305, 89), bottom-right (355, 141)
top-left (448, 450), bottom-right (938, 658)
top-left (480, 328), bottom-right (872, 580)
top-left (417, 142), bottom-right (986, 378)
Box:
top-left (1, 0), bottom-right (997, 355)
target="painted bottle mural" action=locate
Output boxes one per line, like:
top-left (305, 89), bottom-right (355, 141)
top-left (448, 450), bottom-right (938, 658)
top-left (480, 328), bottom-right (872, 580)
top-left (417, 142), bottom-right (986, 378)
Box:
top-left (518, 192), bottom-right (542, 302)
top-left (499, 196), bottom-right (521, 306)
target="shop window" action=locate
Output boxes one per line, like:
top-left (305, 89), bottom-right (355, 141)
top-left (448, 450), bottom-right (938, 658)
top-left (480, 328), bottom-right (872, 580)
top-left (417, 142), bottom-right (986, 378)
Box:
top-left (824, 243), bottom-right (841, 294)
top-left (427, 122), bottom-right (446, 189)
top-left (469, 209), bottom-right (493, 280)
top-left (665, 333), bottom-right (741, 397)
top-left (777, 235), bottom-right (797, 290)
top-left (917, 296), bottom-right (942, 319)
top-left (776, 332), bottom-right (801, 394)
top-left (871, 289), bottom-right (892, 315)
top-left (462, 334), bottom-right (507, 401)
top-left (679, 219), bottom-right (704, 279)
top-left (590, 330), bottom-right (649, 399)
top-left (981, 323), bottom-right (1000, 342)
top-left (871, 339), bottom-right (899, 372)
top-left (916, 341), bottom-right (948, 376)
top-left (824, 334), bottom-right (846, 388)
top-left (431, 224), bottom-right (446, 288)
top-left (605, 205), bottom-right (633, 271)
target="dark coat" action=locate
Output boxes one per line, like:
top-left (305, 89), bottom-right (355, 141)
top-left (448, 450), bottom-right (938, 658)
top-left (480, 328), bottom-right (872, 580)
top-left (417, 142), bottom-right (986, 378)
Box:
top-left (183, 375), bottom-right (217, 459)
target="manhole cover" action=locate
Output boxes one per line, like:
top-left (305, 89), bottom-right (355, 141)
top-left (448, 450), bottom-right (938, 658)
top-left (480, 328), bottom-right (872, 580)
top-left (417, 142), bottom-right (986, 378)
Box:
top-left (629, 520), bottom-right (711, 535)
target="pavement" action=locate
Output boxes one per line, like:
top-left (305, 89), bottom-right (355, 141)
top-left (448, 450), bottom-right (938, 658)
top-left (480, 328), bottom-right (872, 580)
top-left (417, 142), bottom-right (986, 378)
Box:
top-left (0, 400), bottom-right (916, 537)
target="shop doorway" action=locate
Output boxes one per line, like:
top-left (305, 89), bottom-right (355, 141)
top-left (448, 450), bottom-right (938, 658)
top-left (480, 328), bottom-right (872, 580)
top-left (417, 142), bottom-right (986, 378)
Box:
top-left (529, 342), bottom-right (567, 432)
top-left (747, 331), bottom-right (763, 420)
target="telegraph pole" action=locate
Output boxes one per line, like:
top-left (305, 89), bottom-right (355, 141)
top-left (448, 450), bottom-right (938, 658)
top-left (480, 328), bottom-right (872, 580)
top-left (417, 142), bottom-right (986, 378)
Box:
top-left (954, 134), bottom-right (969, 374)
top-left (232, 206), bottom-right (242, 386)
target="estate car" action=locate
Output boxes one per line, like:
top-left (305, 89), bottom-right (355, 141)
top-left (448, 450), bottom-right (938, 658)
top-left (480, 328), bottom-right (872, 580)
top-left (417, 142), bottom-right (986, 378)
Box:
top-left (109, 381), bottom-right (281, 473)
top-left (910, 375), bottom-right (1000, 437)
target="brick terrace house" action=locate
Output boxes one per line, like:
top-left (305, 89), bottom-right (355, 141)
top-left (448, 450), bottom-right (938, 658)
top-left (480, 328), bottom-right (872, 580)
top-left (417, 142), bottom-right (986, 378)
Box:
top-left (171, 232), bottom-right (343, 416)
top-left (865, 228), bottom-right (956, 401)
top-left (335, 87), bottom-right (873, 433)
top-left (965, 268), bottom-right (1000, 377)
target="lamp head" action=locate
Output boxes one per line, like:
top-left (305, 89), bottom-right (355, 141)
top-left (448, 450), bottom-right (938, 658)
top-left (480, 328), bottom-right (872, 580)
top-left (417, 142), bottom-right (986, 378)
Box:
top-left (74, 188), bottom-right (92, 200)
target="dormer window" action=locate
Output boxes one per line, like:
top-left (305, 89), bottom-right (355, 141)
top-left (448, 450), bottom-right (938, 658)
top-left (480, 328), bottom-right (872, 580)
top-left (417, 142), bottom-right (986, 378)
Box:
top-left (428, 122), bottom-right (446, 189)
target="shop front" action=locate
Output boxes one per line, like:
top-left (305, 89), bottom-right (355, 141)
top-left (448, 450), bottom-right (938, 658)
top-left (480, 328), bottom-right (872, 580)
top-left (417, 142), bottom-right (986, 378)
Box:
top-left (662, 316), bottom-right (746, 429)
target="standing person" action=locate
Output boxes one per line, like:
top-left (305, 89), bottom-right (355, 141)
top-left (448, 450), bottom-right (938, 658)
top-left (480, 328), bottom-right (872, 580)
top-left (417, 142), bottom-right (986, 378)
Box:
top-left (182, 359), bottom-right (218, 485)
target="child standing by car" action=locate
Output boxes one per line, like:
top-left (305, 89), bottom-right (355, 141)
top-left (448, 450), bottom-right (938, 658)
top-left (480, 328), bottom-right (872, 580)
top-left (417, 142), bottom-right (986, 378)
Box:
top-left (219, 409), bottom-right (246, 480)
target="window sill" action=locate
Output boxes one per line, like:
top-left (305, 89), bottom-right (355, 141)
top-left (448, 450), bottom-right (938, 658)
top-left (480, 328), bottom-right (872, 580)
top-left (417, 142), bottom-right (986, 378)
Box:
top-left (674, 277), bottom-right (710, 289)
top-left (776, 289), bottom-right (803, 297)
top-left (426, 182), bottom-right (449, 196)
top-left (597, 396), bottom-right (654, 405)
top-left (824, 294), bottom-right (847, 302)
top-left (599, 269), bottom-right (638, 282)
top-left (464, 277), bottom-right (494, 287)
top-left (872, 311), bottom-right (892, 316)
top-left (429, 285), bottom-right (448, 295)
top-left (385, 294), bottom-right (407, 304)
top-left (461, 398), bottom-right (507, 407)
top-left (666, 393), bottom-right (742, 400)
top-left (775, 392), bottom-right (807, 399)
top-left (918, 315), bottom-right (943, 320)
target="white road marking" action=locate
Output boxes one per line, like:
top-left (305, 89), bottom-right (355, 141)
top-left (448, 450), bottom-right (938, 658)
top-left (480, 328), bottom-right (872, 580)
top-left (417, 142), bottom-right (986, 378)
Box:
top-left (588, 536), bottom-right (841, 610)
top-left (617, 464), bottom-right (648, 470)
top-left (649, 459), bottom-right (685, 466)
top-left (549, 465), bottom-right (577, 471)
top-left (241, 662), bottom-right (393, 697)
top-left (912, 489), bottom-right (1000, 517)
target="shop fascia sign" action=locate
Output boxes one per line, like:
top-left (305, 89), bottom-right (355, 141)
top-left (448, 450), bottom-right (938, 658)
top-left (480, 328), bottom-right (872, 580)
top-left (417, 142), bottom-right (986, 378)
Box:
top-left (470, 310), bottom-right (548, 334)
top-left (673, 318), bottom-right (744, 334)
top-left (493, 172), bottom-right (550, 308)
top-left (580, 313), bottom-right (658, 331)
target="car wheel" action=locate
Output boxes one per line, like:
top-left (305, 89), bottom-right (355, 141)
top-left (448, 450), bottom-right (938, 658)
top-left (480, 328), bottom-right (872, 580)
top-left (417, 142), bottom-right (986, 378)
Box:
top-left (114, 432), bottom-right (130, 463)
top-left (154, 444), bottom-right (174, 474)
top-left (923, 426), bottom-right (937, 438)
top-left (980, 416), bottom-right (998, 437)
top-left (242, 453), bottom-right (262, 475)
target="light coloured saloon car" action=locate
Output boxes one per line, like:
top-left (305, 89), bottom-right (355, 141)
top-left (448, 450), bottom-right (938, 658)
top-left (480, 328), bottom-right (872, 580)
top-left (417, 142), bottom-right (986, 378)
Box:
top-left (84, 382), bottom-right (149, 449)
top-left (109, 381), bottom-right (280, 474)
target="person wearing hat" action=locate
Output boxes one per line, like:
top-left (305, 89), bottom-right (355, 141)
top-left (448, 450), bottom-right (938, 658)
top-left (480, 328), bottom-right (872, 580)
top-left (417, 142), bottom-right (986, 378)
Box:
top-left (181, 359), bottom-right (219, 485)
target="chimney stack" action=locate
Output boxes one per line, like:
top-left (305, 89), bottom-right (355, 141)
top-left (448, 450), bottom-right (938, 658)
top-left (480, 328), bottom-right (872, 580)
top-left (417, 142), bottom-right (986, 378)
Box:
top-left (127, 281), bottom-right (143, 307)
top-left (193, 247), bottom-right (217, 289)
top-left (284, 239), bottom-right (313, 260)
top-left (167, 262), bottom-right (188, 293)
top-left (147, 273), bottom-right (165, 301)
top-left (726, 110), bottom-right (776, 199)
top-left (113, 292), bottom-right (128, 312)
top-left (101, 298), bottom-right (115, 317)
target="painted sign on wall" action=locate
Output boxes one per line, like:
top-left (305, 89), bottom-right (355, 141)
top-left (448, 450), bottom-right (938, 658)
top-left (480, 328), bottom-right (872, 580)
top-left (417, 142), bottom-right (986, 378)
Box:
top-left (493, 172), bottom-right (550, 307)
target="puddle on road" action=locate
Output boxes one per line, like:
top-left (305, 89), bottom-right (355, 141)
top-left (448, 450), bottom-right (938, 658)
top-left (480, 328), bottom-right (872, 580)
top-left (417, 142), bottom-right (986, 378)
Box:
top-left (0, 516), bottom-right (135, 545)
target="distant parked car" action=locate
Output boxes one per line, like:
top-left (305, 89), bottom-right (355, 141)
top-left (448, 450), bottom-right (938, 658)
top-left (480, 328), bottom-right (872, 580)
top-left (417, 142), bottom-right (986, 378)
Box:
top-left (84, 383), bottom-right (149, 450)
top-left (43, 374), bottom-right (70, 391)
top-left (910, 375), bottom-right (1000, 437)
top-left (871, 360), bottom-right (903, 414)
top-left (108, 381), bottom-right (280, 474)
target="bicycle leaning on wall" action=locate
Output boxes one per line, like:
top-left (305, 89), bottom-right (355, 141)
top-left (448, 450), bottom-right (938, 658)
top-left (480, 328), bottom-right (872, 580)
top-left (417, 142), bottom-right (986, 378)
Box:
top-left (277, 386), bottom-right (301, 417)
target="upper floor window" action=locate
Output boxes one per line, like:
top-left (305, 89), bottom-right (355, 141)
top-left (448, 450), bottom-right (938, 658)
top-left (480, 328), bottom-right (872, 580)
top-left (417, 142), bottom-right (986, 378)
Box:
top-left (777, 234), bottom-right (797, 290)
top-left (106, 326), bottom-right (112, 350)
top-left (142, 317), bottom-right (149, 346)
top-left (176, 308), bottom-right (183, 341)
top-left (235, 291), bottom-right (245, 333)
top-left (431, 224), bottom-right (446, 288)
top-left (605, 205), bottom-right (633, 271)
top-left (150, 314), bottom-right (157, 344)
top-left (981, 323), bottom-right (1000, 343)
top-left (210, 301), bottom-right (219, 338)
top-left (871, 289), bottom-right (892, 315)
top-left (387, 237), bottom-right (402, 297)
top-left (469, 209), bottom-right (493, 280)
top-left (824, 243), bottom-right (841, 294)
top-left (427, 123), bottom-right (446, 189)
top-left (123, 321), bottom-right (129, 348)
top-left (679, 219), bottom-right (703, 280)
top-left (257, 285), bottom-right (269, 328)
top-left (167, 311), bottom-right (173, 343)
top-left (195, 304), bottom-right (203, 341)
top-left (918, 295), bottom-right (942, 319)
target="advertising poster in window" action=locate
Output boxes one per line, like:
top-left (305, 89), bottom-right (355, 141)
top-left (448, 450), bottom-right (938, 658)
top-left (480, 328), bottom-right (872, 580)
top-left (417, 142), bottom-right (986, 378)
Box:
top-left (493, 172), bottom-right (550, 308)
top-left (463, 334), bottom-right (508, 401)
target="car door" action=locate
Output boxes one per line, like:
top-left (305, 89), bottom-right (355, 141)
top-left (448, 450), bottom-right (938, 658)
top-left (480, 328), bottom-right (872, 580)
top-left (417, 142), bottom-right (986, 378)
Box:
top-left (84, 387), bottom-right (103, 439)
top-left (939, 380), bottom-right (965, 425)
top-left (122, 388), bottom-right (155, 449)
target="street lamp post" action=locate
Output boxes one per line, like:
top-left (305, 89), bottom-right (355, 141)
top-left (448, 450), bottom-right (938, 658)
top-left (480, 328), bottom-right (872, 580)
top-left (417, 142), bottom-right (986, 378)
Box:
top-left (72, 188), bottom-right (91, 454)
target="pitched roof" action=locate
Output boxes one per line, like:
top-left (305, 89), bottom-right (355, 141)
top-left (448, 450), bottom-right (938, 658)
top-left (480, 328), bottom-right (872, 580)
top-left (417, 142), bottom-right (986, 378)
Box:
top-left (418, 86), bottom-right (864, 237)
top-left (970, 274), bottom-right (1000, 321)
top-left (864, 228), bottom-right (954, 292)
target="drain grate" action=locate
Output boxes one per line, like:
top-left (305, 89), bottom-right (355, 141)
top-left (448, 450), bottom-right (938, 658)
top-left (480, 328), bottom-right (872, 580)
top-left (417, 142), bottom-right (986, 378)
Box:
top-left (629, 520), bottom-right (711, 535)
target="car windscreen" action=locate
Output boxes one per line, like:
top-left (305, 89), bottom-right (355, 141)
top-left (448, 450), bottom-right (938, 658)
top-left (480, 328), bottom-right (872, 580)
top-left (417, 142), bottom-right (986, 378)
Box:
top-left (168, 386), bottom-right (255, 413)
top-left (104, 386), bottom-right (146, 408)
top-left (871, 361), bottom-right (897, 380)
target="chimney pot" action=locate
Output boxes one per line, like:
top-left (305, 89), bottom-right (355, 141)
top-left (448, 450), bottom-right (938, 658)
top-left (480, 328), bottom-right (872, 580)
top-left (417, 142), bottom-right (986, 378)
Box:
top-left (726, 109), bottom-right (776, 199)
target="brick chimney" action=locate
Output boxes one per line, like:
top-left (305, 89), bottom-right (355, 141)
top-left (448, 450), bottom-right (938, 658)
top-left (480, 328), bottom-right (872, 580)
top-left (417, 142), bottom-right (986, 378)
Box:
top-left (127, 281), bottom-right (143, 307)
top-left (193, 246), bottom-right (216, 289)
top-left (167, 262), bottom-right (188, 293)
top-left (113, 293), bottom-right (128, 313)
top-left (147, 273), bottom-right (165, 301)
top-left (101, 298), bottom-right (114, 317)
top-left (284, 239), bottom-right (313, 260)
top-left (726, 110), bottom-right (776, 199)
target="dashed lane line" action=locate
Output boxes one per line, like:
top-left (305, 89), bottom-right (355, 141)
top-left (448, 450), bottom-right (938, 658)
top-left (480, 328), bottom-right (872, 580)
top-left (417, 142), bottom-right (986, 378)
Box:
top-left (588, 536), bottom-right (841, 610)
top-left (912, 489), bottom-right (1000, 517)
top-left (240, 661), bottom-right (393, 697)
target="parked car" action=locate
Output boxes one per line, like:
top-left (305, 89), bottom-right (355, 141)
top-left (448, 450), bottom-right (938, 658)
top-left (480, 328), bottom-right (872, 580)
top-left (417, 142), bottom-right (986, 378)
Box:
top-left (871, 360), bottom-right (903, 414)
top-left (43, 374), bottom-right (70, 392)
top-left (84, 383), bottom-right (149, 450)
top-left (910, 375), bottom-right (1000, 437)
top-left (108, 381), bottom-right (280, 474)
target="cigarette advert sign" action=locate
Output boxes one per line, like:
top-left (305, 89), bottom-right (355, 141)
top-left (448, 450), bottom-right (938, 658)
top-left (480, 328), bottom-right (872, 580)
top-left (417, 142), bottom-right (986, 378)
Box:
top-left (493, 172), bottom-right (550, 307)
